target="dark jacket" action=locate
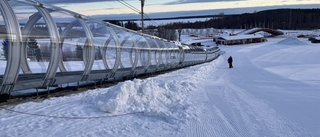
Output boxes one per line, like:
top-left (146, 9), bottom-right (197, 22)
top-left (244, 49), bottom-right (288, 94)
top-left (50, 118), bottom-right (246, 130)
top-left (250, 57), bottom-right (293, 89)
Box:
top-left (228, 56), bottom-right (233, 63)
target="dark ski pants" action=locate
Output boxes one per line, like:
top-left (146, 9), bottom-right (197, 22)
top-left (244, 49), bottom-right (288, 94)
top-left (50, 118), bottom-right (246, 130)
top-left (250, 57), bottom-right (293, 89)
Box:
top-left (228, 63), bottom-right (233, 68)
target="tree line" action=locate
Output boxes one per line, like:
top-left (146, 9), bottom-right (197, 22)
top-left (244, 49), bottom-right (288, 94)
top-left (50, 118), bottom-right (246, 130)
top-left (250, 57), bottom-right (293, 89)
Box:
top-left (158, 9), bottom-right (320, 30)
top-left (106, 9), bottom-right (320, 41)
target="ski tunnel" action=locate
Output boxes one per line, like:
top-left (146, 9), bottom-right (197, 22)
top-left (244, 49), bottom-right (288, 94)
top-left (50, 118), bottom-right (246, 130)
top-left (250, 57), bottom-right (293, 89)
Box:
top-left (0, 0), bottom-right (220, 97)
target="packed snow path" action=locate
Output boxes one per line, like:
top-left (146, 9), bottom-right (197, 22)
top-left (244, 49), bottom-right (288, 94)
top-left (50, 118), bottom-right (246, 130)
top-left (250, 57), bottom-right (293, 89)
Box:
top-left (0, 37), bottom-right (320, 136)
top-left (185, 39), bottom-right (319, 137)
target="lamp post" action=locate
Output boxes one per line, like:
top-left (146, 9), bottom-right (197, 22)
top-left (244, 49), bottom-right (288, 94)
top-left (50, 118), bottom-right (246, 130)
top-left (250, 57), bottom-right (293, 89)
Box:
top-left (140, 0), bottom-right (145, 33)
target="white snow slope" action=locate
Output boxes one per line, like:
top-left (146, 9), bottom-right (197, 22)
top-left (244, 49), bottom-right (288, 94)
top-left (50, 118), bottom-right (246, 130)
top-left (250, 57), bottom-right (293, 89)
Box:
top-left (1, 37), bottom-right (320, 137)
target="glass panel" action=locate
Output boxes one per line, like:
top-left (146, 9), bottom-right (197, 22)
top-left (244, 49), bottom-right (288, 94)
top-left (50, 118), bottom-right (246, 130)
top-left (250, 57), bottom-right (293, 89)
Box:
top-left (51, 11), bottom-right (87, 72)
top-left (169, 43), bottom-right (179, 64)
top-left (62, 22), bottom-right (87, 71)
top-left (0, 10), bottom-right (7, 75)
top-left (51, 11), bottom-right (87, 71)
top-left (92, 24), bottom-right (117, 69)
top-left (105, 38), bottom-right (117, 69)
top-left (87, 21), bottom-right (107, 70)
top-left (110, 27), bottom-right (136, 68)
top-left (145, 37), bottom-right (159, 66)
top-left (154, 48), bottom-right (161, 65)
top-left (157, 40), bottom-right (168, 65)
top-left (167, 43), bottom-right (174, 64)
top-left (163, 41), bottom-right (174, 64)
top-left (10, 2), bottom-right (50, 74)
top-left (184, 46), bottom-right (193, 62)
top-left (134, 35), bottom-right (149, 67)
top-left (26, 18), bottom-right (50, 73)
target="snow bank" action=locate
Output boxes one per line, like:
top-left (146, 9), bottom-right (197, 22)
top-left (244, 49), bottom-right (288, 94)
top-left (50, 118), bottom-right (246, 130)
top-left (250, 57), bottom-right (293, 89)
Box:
top-left (277, 37), bottom-right (309, 46)
top-left (95, 78), bottom-right (195, 123)
top-left (3, 37), bottom-right (320, 136)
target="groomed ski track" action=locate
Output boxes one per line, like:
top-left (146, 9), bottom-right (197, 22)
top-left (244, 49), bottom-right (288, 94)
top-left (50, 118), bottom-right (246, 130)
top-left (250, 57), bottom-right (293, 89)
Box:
top-left (184, 38), bottom-right (318, 137)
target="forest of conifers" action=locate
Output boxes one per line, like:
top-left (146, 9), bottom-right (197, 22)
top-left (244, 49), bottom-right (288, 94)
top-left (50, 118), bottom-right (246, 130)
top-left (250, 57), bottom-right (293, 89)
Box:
top-left (107, 9), bottom-right (320, 30)
top-left (159, 9), bottom-right (320, 30)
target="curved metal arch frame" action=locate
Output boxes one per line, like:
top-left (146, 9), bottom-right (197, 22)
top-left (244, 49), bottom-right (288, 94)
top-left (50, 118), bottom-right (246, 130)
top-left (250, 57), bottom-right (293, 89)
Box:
top-left (114, 30), bottom-right (141, 70)
top-left (0, 0), bottom-right (221, 94)
top-left (20, 6), bottom-right (61, 80)
top-left (59, 19), bottom-right (81, 72)
top-left (91, 24), bottom-right (122, 73)
top-left (104, 24), bottom-right (122, 74)
top-left (118, 35), bottom-right (139, 70)
top-left (20, 2), bottom-right (83, 86)
top-left (34, 6), bottom-right (61, 86)
top-left (20, 12), bottom-right (40, 74)
top-left (134, 35), bottom-right (151, 69)
top-left (156, 41), bottom-right (167, 65)
top-left (102, 36), bottom-right (113, 69)
top-left (21, 9), bottom-right (71, 73)
top-left (159, 41), bottom-right (170, 65)
top-left (77, 19), bottom-right (95, 81)
top-left (25, 5), bottom-right (119, 78)
top-left (167, 42), bottom-right (180, 66)
top-left (118, 35), bottom-right (130, 68)
top-left (0, 0), bottom-right (22, 94)
top-left (178, 46), bottom-right (185, 64)
top-left (90, 25), bottom-right (121, 73)
top-left (174, 49), bottom-right (181, 65)
top-left (19, 8), bottom-right (112, 81)
top-left (145, 37), bottom-right (161, 67)
top-left (60, 20), bottom-right (120, 73)
top-left (59, 18), bottom-right (87, 72)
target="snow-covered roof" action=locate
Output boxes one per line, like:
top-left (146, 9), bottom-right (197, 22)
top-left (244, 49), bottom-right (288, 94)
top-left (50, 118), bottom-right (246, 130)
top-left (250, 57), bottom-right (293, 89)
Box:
top-left (237, 28), bottom-right (260, 35)
top-left (213, 33), bottom-right (229, 38)
top-left (218, 34), bottom-right (264, 41)
top-left (237, 28), bottom-right (283, 36)
top-left (182, 38), bottom-right (213, 45)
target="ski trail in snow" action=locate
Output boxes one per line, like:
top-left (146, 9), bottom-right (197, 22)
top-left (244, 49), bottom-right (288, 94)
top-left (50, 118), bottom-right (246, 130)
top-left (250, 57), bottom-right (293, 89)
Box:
top-left (217, 73), bottom-right (305, 137)
top-left (185, 55), bottom-right (309, 137)
top-left (1, 38), bottom-right (318, 136)
top-left (185, 57), bottom-right (245, 137)
top-left (226, 46), bottom-right (311, 136)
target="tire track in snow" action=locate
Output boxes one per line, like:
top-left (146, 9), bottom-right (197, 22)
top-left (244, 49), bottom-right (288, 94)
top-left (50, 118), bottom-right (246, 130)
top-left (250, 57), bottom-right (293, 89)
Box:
top-left (222, 45), bottom-right (311, 137)
top-left (202, 72), bottom-right (249, 137)
top-left (222, 73), bottom-right (308, 137)
top-left (212, 86), bottom-right (248, 137)
top-left (186, 86), bottom-right (244, 137)
top-left (185, 57), bottom-right (245, 137)
top-left (188, 53), bottom-right (309, 137)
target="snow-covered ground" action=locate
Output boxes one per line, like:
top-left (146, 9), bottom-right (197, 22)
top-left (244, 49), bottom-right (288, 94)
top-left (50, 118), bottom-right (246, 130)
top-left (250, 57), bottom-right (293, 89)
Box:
top-left (1, 36), bottom-right (320, 137)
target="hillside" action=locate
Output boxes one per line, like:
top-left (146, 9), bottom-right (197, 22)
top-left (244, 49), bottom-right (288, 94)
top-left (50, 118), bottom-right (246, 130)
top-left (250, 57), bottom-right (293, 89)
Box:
top-left (157, 9), bottom-right (320, 30)
top-left (1, 36), bottom-right (320, 136)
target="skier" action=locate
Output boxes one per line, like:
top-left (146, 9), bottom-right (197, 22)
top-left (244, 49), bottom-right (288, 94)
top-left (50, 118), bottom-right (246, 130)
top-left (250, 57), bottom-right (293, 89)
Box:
top-left (227, 56), bottom-right (233, 68)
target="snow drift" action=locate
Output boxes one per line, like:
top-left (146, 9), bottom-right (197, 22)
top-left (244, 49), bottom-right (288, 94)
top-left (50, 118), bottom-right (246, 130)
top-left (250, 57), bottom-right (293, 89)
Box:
top-left (96, 78), bottom-right (196, 123)
top-left (277, 37), bottom-right (309, 46)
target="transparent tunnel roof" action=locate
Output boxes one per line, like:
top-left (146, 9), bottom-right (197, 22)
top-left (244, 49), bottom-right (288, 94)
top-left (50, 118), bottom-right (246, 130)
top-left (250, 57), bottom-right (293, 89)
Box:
top-left (0, 0), bottom-right (182, 76)
top-left (0, 0), bottom-right (221, 94)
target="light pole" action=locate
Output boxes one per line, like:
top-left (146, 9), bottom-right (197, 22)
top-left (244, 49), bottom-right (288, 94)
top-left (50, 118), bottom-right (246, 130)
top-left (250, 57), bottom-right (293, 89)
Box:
top-left (140, 0), bottom-right (145, 33)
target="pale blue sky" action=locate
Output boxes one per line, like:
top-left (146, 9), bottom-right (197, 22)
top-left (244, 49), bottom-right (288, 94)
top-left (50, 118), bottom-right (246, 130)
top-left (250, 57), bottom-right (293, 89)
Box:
top-left (36, 0), bottom-right (320, 19)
